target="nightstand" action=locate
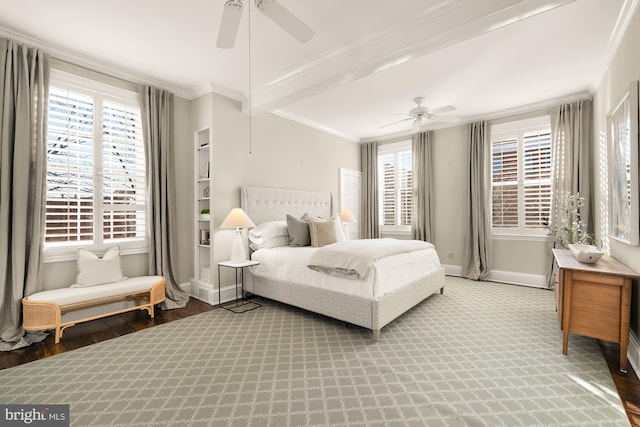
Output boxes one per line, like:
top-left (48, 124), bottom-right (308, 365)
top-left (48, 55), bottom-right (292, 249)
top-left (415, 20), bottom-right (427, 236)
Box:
top-left (218, 260), bottom-right (261, 313)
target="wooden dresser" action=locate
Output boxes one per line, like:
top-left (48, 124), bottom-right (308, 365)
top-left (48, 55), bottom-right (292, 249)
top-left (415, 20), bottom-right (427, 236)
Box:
top-left (553, 248), bottom-right (639, 372)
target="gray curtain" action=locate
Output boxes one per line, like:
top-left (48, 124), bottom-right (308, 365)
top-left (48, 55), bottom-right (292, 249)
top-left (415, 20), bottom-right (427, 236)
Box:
top-left (140, 86), bottom-right (188, 309)
top-left (549, 100), bottom-right (593, 234)
top-left (546, 100), bottom-right (592, 286)
top-left (0, 38), bottom-right (49, 350)
top-left (411, 131), bottom-right (434, 242)
top-left (360, 141), bottom-right (380, 239)
top-left (462, 121), bottom-right (492, 280)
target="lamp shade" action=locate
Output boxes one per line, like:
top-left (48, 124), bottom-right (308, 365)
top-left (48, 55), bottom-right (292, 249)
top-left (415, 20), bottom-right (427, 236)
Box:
top-left (339, 208), bottom-right (357, 224)
top-left (220, 208), bottom-right (256, 229)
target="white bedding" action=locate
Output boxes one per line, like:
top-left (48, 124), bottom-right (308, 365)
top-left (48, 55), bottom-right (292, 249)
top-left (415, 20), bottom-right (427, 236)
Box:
top-left (250, 244), bottom-right (441, 300)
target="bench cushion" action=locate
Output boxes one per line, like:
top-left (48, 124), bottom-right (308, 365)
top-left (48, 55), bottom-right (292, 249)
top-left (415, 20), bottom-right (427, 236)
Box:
top-left (26, 276), bottom-right (164, 306)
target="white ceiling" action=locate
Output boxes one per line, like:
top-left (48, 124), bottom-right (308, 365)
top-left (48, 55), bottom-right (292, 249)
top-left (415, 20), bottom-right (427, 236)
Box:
top-left (0, 0), bottom-right (634, 141)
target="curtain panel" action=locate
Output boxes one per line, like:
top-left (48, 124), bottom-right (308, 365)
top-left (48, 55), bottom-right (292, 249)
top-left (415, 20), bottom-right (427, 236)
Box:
top-left (549, 100), bottom-right (593, 234)
top-left (0, 38), bottom-right (49, 350)
top-left (360, 141), bottom-right (380, 239)
top-left (462, 121), bottom-right (492, 280)
top-left (411, 131), bottom-right (434, 242)
top-left (546, 100), bottom-right (592, 287)
top-left (140, 86), bottom-right (188, 309)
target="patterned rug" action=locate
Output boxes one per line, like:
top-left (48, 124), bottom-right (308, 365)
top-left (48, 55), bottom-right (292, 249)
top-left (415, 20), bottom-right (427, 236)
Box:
top-left (0, 276), bottom-right (629, 426)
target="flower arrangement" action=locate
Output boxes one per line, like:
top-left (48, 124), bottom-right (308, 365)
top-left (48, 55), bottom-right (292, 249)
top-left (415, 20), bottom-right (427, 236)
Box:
top-left (548, 192), bottom-right (595, 248)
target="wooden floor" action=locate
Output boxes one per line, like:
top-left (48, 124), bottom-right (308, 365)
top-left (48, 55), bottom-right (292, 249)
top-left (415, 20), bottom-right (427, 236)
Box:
top-left (2, 298), bottom-right (640, 426)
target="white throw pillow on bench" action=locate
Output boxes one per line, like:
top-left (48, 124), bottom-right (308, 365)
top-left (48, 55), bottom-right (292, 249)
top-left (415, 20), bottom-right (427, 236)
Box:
top-left (74, 246), bottom-right (126, 287)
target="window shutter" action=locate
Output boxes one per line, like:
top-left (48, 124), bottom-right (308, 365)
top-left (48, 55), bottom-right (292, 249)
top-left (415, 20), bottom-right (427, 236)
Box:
top-left (492, 137), bottom-right (518, 227)
top-left (377, 149), bottom-right (413, 228)
top-left (45, 88), bottom-right (95, 243)
top-left (522, 130), bottom-right (551, 228)
top-left (398, 151), bottom-right (412, 226)
top-left (379, 153), bottom-right (396, 226)
top-left (102, 101), bottom-right (147, 242)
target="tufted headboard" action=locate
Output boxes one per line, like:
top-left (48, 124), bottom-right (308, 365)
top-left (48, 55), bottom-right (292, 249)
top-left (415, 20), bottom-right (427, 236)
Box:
top-left (240, 186), bottom-right (333, 225)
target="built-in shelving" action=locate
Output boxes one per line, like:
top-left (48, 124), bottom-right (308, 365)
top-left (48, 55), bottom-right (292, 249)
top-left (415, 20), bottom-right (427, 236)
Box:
top-left (190, 127), bottom-right (216, 304)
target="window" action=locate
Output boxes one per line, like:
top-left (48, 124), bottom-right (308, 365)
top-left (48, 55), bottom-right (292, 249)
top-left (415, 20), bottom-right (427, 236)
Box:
top-left (378, 141), bottom-right (412, 233)
top-left (44, 73), bottom-right (147, 261)
top-left (491, 116), bottom-right (551, 235)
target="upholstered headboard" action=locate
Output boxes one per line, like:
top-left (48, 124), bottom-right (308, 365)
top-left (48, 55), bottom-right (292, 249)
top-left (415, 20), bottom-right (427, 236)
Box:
top-left (240, 186), bottom-right (333, 225)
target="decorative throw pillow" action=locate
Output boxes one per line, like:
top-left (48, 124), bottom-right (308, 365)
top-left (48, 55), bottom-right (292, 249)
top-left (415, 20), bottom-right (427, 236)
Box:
top-left (74, 246), bottom-right (125, 287)
top-left (287, 214), bottom-right (311, 246)
top-left (309, 220), bottom-right (338, 247)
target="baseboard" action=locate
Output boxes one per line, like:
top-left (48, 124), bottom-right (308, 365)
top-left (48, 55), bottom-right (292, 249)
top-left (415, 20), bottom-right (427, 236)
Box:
top-left (442, 265), bottom-right (546, 288)
top-left (628, 331), bottom-right (640, 374)
top-left (443, 264), bottom-right (462, 276)
top-left (488, 270), bottom-right (547, 288)
top-left (188, 279), bottom-right (240, 306)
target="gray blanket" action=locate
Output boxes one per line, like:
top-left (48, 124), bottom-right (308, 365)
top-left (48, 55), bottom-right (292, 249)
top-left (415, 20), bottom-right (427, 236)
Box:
top-left (307, 238), bottom-right (434, 280)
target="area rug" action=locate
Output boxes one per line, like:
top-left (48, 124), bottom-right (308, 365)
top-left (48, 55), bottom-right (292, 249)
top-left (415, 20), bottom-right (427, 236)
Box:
top-left (0, 276), bottom-right (629, 426)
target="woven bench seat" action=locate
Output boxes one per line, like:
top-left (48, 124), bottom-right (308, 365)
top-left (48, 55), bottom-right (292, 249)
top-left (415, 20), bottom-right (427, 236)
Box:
top-left (23, 276), bottom-right (166, 343)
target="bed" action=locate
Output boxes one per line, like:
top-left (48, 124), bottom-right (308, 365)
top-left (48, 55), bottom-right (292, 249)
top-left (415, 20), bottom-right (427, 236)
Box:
top-left (241, 186), bottom-right (445, 341)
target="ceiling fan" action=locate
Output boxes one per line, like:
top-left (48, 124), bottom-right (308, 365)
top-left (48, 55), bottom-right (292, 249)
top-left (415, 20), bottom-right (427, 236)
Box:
top-left (380, 97), bottom-right (461, 133)
top-left (216, 0), bottom-right (315, 49)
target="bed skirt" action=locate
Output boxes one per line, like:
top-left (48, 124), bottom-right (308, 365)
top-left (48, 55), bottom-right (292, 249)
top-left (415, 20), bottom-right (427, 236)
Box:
top-left (246, 267), bottom-right (445, 341)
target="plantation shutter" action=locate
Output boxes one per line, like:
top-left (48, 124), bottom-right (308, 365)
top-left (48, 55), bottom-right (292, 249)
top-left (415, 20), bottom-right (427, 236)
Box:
top-left (45, 88), bottom-right (95, 243)
top-left (491, 137), bottom-right (518, 227)
top-left (523, 129), bottom-right (552, 227)
top-left (378, 152), bottom-right (396, 226)
top-left (377, 148), bottom-right (412, 227)
top-left (102, 100), bottom-right (147, 242)
top-left (398, 151), bottom-right (412, 226)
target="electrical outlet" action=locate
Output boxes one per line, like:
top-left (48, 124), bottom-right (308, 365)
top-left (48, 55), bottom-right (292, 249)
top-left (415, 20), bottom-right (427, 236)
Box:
top-left (447, 251), bottom-right (454, 259)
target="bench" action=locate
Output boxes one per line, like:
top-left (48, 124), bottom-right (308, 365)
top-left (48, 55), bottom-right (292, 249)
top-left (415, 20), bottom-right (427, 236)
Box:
top-left (22, 276), bottom-right (166, 343)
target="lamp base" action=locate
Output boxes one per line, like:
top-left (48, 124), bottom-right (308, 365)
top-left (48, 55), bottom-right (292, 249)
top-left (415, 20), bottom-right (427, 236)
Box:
top-left (230, 228), bottom-right (247, 262)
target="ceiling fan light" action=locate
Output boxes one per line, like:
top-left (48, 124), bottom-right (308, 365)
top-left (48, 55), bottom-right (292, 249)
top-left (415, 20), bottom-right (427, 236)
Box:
top-left (255, 0), bottom-right (315, 43)
top-left (412, 117), bottom-right (422, 133)
top-left (217, 0), bottom-right (244, 49)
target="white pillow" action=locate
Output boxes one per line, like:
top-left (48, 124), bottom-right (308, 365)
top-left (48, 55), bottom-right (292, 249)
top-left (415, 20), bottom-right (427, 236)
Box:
top-left (249, 235), bottom-right (290, 251)
top-left (74, 246), bottom-right (126, 287)
top-left (248, 220), bottom-right (288, 244)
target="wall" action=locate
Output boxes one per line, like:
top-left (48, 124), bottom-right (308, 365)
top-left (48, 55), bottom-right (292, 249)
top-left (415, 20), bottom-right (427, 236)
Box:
top-left (413, 124), bottom-right (549, 285)
top-left (184, 92), bottom-right (360, 287)
top-left (592, 6), bottom-right (640, 363)
top-left (431, 126), bottom-right (467, 268)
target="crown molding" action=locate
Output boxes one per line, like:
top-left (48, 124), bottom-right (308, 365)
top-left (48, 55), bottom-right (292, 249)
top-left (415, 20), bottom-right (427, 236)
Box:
top-left (360, 91), bottom-right (592, 143)
top-left (592, 0), bottom-right (640, 92)
top-left (0, 25), bottom-right (198, 99)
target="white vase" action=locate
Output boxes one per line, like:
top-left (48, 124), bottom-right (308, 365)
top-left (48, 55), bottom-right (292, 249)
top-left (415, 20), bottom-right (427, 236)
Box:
top-left (567, 243), bottom-right (603, 264)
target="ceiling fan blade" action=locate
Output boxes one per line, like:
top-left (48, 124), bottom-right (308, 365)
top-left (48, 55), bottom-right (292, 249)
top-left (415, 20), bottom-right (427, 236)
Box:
top-left (429, 115), bottom-right (461, 123)
top-left (429, 105), bottom-right (456, 115)
top-left (379, 117), bottom-right (413, 129)
top-left (217, 0), bottom-right (244, 49)
top-left (255, 0), bottom-right (315, 43)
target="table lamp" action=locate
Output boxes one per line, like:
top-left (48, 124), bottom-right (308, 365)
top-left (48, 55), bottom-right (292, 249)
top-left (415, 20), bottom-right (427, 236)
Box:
top-left (339, 208), bottom-right (357, 239)
top-left (220, 208), bottom-right (256, 262)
